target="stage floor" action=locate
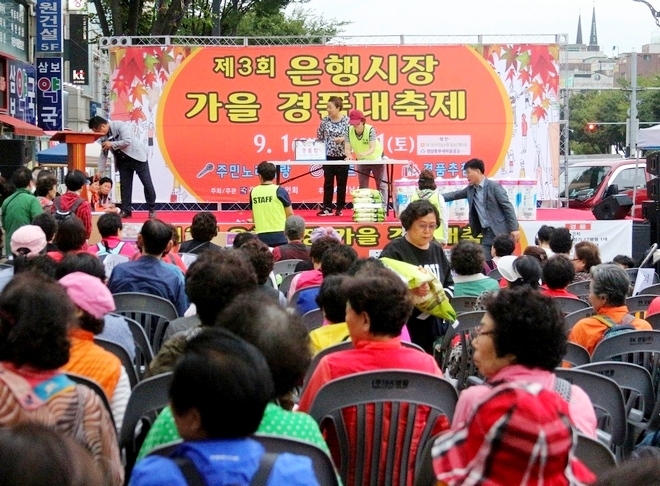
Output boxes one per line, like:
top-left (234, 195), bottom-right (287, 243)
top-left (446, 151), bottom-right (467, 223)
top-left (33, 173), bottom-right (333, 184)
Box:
top-left (120, 207), bottom-right (602, 226)
top-left (105, 207), bottom-right (640, 260)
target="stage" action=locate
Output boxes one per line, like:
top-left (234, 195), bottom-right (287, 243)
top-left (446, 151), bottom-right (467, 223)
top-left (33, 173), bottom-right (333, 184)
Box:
top-left (98, 208), bottom-right (647, 262)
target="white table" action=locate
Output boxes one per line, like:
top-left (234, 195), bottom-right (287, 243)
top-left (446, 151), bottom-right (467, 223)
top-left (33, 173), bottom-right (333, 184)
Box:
top-left (269, 159), bottom-right (414, 214)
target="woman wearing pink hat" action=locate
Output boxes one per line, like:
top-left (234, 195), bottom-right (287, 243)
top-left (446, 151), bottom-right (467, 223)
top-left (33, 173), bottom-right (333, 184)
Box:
top-left (59, 272), bottom-right (131, 432)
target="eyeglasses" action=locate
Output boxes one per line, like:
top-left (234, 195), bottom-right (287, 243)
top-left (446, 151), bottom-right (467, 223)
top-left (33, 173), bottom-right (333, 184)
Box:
top-left (475, 327), bottom-right (495, 338)
top-left (415, 222), bottom-right (438, 231)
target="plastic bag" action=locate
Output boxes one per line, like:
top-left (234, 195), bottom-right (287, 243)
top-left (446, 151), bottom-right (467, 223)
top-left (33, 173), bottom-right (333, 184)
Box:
top-left (380, 257), bottom-right (457, 322)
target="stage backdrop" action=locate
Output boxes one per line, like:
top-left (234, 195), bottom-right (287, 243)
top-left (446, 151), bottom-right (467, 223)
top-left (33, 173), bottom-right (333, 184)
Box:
top-left (107, 43), bottom-right (560, 204)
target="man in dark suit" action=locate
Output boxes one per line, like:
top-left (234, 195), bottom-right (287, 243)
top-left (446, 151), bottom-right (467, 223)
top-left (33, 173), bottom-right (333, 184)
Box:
top-left (443, 158), bottom-right (519, 267)
top-left (89, 116), bottom-right (156, 219)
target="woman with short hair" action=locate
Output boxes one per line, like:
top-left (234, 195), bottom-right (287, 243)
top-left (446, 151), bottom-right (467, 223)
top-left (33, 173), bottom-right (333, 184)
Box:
top-left (452, 286), bottom-right (597, 438)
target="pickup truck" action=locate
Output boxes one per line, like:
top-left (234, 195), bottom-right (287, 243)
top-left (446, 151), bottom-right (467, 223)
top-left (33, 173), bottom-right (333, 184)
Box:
top-left (559, 158), bottom-right (653, 218)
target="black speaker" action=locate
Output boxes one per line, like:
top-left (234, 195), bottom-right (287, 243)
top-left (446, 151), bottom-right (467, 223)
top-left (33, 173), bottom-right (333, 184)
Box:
top-left (643, 200), bottom-right (660, 245)
top-left (648, 179), bottom-right (660, 201)
top-left (592, 194), bottom-right (633, 220)
top-left (0, 140), bottom-right (30, 180)
top-left (647, 153), bottom-right (660, 176)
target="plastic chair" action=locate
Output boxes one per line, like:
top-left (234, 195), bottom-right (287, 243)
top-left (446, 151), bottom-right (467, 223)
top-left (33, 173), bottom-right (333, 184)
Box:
top-left (95, 337), bottom-right (140, 389)
top-left (178, 252), bottom-right (198, 268)
top-left (591, 331), bottom-right (660, 397)
top-left (566, 281), bottom-right (592, 301)
top-left (639, 283), bottom-right (660, 296)
top-left (554, 296), bottom-right (590, 314)
top-left (577, 361), bottom-right (655, 437)
top-left (112, 292), bottom-right (178, 353)
top-left (302, 308), bottom-right (324, 332)
top-left (117, 314), bottom-right (155, 372)
top-left (449, 296), bottom-right (478, 314)
top-left (273, 259), bottom-right (303, 277)
top-left (487, 268), bottom-right (502, 280)
top-left (302, 340), bottom-right (425, 391)
top-left (564, 342), bottom-right (591, 367)
top-left (65, 372), bottom-right (116, 433)
top-left (289, 285), bottom-right (321, 316)
top-left (414, 433), bottom-right (438, 486)
top-left (308, 370), bottom-right (458, 486)
top-left (564, 307), bottom-right (596, 331)
top-left (553, 368), bottom-right (627, 451)
top-left (625, 294), bottom-right (656, 317)
top-left (279, 271), bottom-right (302, 297)
top-left (437, 311), bottom-right (485, 390)
top-left (645, 312), bottom-right (660, 330)
top-left (120, 372), bottom-right (173, 475)
top-left (254, 434), bottom-right (339, 486)
top-left (626, 268), bottom-right (660, 286)
top-left (574, 433), bottom-right (618, 472)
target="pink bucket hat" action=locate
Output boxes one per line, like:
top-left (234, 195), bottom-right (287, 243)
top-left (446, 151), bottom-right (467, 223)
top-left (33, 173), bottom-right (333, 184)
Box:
top-left (10, 225), bottom-right (47, 257)
top-left (59, 272), bottom-right (115, 319)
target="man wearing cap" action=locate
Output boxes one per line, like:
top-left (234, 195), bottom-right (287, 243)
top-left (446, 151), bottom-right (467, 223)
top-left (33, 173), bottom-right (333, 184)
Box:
top-left (443, 158), bottom-right (519, 268)
top-left (249, 161), bottom-right (293, 247)
top-left (345, 110), bottom-right (387, 208)
top-left (1, 167), bottom-right (43, 258)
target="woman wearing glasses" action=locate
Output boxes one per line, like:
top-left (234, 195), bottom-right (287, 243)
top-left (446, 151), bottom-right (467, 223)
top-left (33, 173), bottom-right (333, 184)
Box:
top-left (452, 286), bottom-right (597, 437)
top-left (380, 199), bottom-right (454, 354)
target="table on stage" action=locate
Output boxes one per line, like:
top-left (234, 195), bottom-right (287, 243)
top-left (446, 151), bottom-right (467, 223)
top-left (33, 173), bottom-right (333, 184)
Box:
top-left (270, 159), bottom-right (413, 213)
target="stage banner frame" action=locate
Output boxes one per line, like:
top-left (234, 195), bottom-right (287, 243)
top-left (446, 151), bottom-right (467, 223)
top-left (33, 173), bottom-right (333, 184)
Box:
top-left (106, 42), bottom-right (561, 206)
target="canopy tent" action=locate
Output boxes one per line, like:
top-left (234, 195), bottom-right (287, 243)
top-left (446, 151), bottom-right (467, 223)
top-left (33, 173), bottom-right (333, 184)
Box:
top-left (637, 125), bottom-right (660, 149)
top-left (36, 142), bottom-right (102, 167)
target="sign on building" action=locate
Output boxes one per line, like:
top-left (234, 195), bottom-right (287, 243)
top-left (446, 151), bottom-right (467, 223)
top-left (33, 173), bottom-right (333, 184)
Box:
top-left (36, 57), bottom-right (63, 130)
top-left (7, 59), bottom-right (36, 125)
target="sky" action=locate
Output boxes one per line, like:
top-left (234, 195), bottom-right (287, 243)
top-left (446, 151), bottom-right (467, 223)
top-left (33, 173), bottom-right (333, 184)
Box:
top-left (291, 0), bottom-right (660, 55)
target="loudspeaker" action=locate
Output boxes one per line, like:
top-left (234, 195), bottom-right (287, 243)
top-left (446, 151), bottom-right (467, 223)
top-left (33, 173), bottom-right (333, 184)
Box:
top-left (648, 179), bottom-right (660, 201)
top-left (0, 140), bottom-right (30, 180)
top-left (643, 200), bottom-right (660, 245)
top-left (647, 153), bottom-right (660, 176)
top-left (592, 194), bottom-right (633, 220)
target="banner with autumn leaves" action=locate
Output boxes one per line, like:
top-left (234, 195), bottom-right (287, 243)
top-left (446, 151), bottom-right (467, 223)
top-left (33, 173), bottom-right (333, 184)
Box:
top-left (107, 44), bottom-right (560, 204)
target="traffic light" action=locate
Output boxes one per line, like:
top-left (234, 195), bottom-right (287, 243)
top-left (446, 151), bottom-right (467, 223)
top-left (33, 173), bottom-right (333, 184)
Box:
top-left (585, 122), bottom-right (597, 133)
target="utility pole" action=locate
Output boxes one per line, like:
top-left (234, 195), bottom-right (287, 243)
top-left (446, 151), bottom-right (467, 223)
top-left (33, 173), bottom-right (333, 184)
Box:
top-left (630, 52), bottom-right (639, 152)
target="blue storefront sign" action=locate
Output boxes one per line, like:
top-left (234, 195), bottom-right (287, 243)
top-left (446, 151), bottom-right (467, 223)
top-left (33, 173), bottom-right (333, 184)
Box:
top-left (7, 59), bottom-right (36, 125)
top-left (36, 0), bottom-right (62, 53)
top-left (36, 57), bottom-right (63, 130)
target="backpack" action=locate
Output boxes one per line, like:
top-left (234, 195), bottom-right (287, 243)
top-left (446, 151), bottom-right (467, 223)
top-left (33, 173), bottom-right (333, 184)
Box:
top-left (592, 313), bottom-right (637, 340)
top-left (173, 451), bottom-right (279, 486)
top-left (96, 240), bottom-right (125, 258)
top-left (53, 197), bottom-right (84, 223)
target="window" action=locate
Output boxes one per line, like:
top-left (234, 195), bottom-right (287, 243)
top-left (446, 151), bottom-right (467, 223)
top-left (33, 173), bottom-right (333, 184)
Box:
top-left (611, 167), bottom-right (647, 191)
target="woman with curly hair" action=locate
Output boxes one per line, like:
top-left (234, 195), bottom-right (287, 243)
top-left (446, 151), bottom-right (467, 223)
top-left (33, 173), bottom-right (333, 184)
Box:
top-left (452, 286), bottom-right (597, 438)
top-left (450, 240), bottom-right (500, 297)
top-left (0, 274), bottom-right (123, 485)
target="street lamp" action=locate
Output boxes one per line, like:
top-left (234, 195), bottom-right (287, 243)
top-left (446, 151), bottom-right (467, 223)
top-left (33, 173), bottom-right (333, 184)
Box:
top-left (633, 0), bottom-right (660, 27)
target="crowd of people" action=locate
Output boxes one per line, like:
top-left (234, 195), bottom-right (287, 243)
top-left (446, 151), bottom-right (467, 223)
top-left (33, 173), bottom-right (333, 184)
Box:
top-left (2, 158), bottom-right (660, 485)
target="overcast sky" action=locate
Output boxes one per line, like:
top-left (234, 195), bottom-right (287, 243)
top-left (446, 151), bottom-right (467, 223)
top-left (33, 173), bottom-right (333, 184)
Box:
top-left (292, 0), bottom-right (660, 55)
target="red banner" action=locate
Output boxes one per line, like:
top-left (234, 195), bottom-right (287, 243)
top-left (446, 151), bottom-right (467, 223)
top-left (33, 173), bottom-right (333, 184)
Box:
top-left (109, 44), bottom-right (561, 203)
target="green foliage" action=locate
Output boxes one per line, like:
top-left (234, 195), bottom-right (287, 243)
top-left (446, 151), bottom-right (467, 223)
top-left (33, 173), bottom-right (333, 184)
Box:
top-left (568, 73), bottom-right (660, 155)
top-left (236, 7), bottom-right (348, 38)
top-left (92, 0), bottom-right (344, 37)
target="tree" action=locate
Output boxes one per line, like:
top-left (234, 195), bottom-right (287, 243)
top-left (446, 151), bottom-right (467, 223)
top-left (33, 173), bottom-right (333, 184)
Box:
top-left (568, 90), bottom-right (628, 154)
top-left (91, 0), bottom-right (326, 37)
